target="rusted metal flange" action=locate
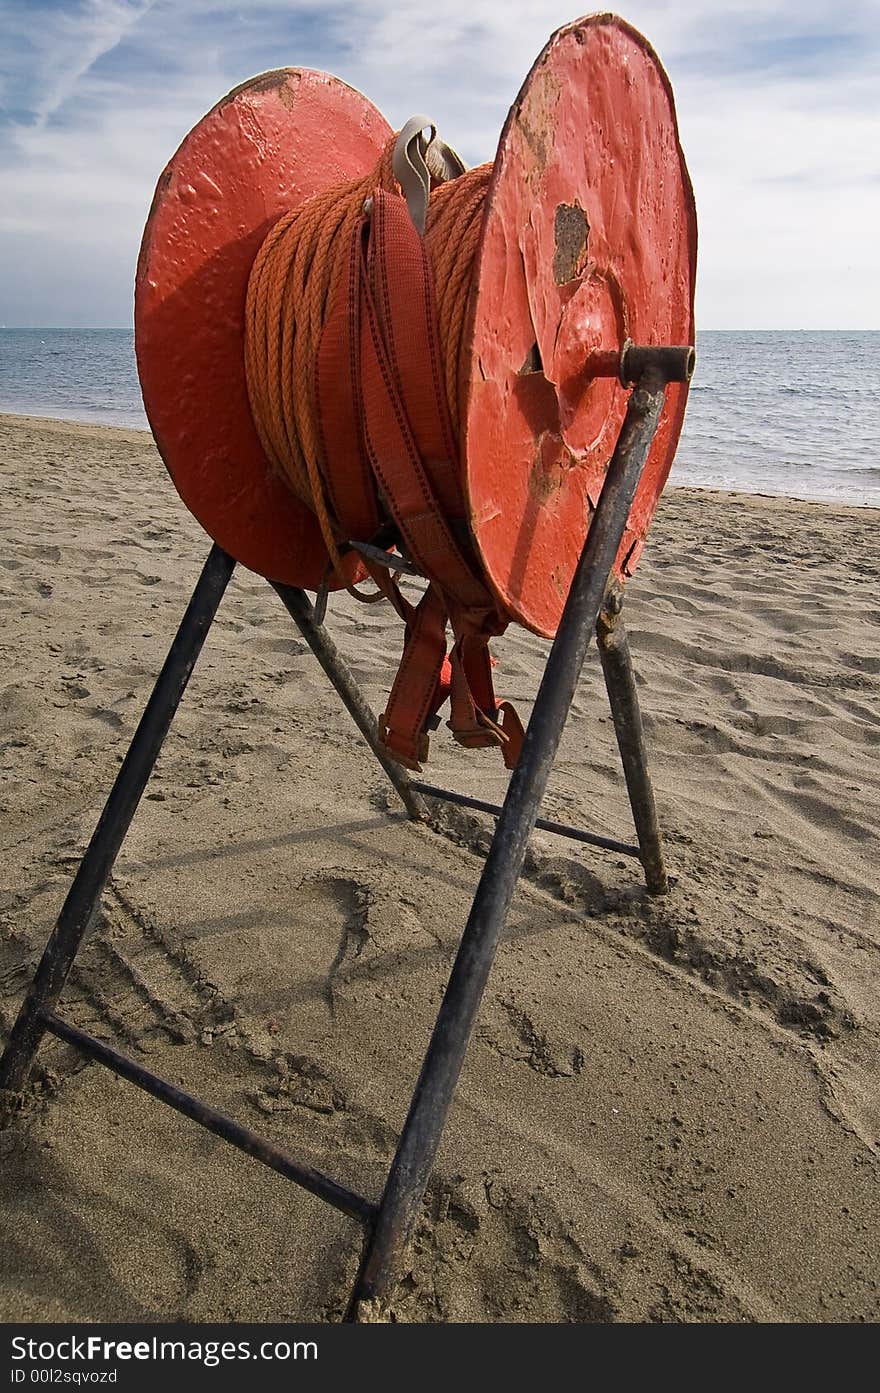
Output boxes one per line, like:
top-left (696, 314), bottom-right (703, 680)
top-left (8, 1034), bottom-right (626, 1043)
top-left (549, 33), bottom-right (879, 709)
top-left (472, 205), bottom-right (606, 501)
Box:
top-left (135, 69), bottom-right (391, 587)
top-left (461, 14), bottom-right (697, 636)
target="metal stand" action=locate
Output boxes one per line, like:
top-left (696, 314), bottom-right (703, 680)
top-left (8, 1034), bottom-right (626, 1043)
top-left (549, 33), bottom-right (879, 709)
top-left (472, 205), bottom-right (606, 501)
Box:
top-left (0, 353), bottom-right (688, 1320)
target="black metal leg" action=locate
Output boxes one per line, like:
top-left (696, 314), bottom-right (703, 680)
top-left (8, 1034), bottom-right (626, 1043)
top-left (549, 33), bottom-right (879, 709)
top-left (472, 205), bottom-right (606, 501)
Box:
top-left (0, 544), bottom-right (235, 1107)
top-left (347, 370), bottom-right (670, 1319)
top-left (271, 582), bottom-right (427, 823)
top-left (597, 589), bottom-right (668, 894)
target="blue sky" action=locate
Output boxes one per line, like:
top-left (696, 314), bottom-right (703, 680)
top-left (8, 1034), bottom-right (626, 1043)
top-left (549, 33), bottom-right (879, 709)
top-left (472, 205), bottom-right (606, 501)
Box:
top-left (0, 1), bottom-right (877, 328)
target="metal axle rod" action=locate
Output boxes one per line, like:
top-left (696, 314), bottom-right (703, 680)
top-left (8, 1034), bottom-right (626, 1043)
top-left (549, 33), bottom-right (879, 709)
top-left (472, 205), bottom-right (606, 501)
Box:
top-left (583, 342), bottom-right (696, 387)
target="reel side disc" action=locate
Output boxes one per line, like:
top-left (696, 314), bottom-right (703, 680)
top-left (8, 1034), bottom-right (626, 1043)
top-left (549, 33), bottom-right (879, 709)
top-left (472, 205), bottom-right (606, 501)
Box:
top-left (135, 69), bottom-right (392, 587)
top-left (462, 16), bottom-right (697, 637)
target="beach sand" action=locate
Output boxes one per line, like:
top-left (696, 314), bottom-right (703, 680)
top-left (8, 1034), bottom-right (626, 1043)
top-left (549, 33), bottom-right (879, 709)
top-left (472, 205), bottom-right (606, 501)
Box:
top-left (1, 411), bottom-right (878, 1322)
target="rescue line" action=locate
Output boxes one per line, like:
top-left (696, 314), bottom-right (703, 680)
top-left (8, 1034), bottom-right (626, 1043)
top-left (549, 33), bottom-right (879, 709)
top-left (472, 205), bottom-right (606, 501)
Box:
top-left (135, 13), bottom-right (697, 772)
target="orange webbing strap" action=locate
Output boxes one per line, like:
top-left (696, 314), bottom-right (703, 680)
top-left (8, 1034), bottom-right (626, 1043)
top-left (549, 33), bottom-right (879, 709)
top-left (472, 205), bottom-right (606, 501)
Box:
top-left (358, 194), bottom-right (486, 610)
top-left (315, 198), bottom-right (455, 767)
top-left (348, 563), bottom-right (450, 769)
top-left (360, 193), bottom-right (522, 766)
top-left (315, 189), bottom-right (524, 771)
top-left (447, 625), bottom-right (525, 768)
top-left (378, 577), bottom-right (452, 769)
top-left (367, 191), bottom-right (464, 525)
top-left (314, 211), bottom-right (380, 541)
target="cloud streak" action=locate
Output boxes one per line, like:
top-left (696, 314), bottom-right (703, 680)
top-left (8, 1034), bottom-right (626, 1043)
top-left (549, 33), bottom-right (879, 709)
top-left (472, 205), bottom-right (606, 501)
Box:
top-left (2, 0), bottom-right (156, 130)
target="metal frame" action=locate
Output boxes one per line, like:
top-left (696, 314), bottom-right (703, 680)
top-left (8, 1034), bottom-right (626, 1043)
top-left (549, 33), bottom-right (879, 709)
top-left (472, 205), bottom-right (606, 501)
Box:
top-left (0, 350), bottom-right (689, 1321)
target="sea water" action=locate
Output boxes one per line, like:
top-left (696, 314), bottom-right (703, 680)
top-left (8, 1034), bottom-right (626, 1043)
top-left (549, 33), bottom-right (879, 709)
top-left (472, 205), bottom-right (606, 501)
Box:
top-left (1, 327), bottom-right (877, 506)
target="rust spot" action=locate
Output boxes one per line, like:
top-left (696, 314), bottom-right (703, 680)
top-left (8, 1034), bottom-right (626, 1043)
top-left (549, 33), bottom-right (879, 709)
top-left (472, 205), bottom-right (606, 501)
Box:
top-left (553, 203), bottom-right (589, 284)
top-left (550, 566), bottom-right (566, 597)
top-left (247, 69), bottom-right (296, 97)
top-left (215, 68), bottom-right (296, 116)
top-left (277, 73), bottom-right (302, 110)
top-left (515, 76), bottom-right (560, 169)
top-left (517, 110), bottom-right (548, 166)
top-left (528, 431), bottom-right (575, 503)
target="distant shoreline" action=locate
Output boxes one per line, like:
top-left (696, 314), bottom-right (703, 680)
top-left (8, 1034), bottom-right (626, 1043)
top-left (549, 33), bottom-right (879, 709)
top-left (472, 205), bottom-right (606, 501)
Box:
top-left (2, 409), bottom-right (877, 515)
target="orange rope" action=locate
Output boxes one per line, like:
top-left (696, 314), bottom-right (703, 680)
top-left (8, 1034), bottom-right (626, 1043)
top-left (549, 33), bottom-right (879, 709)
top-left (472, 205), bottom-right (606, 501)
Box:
top-left (426, 163), bottom-right (492, 426)
top-left (243, 135), bottom-right (491, 589)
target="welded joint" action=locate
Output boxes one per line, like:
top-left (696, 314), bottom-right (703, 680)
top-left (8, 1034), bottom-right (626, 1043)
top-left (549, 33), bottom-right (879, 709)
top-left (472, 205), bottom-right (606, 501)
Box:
top-left (620, 341), bottom-right (695, 386)
top-left (584, 342), bottom-right (696, 388)
top-left (596, 580), bottom-right (625, 643)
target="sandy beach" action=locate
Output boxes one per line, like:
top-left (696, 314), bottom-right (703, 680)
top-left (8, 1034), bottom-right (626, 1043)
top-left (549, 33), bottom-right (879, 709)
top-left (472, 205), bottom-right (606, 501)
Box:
top-left (0, 410), bottom-right (878, 1322)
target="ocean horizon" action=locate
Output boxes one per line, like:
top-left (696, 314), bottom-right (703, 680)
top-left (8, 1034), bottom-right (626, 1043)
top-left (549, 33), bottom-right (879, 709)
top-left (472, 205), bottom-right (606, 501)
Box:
top-left (1, 327), bottom-right (878, 507)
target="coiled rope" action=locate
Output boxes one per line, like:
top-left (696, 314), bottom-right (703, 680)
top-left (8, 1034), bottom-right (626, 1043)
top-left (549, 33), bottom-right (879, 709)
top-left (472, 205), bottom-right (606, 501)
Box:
top-left (243, 132), bottom-right (491, 590)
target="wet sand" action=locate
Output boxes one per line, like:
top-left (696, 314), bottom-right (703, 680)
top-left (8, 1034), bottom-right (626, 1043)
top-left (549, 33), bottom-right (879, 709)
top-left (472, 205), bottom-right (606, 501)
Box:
top-left (1, 412), bottom-right (878, 1322)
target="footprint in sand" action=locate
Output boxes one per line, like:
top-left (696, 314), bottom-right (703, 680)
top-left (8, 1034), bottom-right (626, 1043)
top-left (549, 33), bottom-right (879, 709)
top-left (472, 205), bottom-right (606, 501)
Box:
top-left (187, 875), bottom-right (370, 1045)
